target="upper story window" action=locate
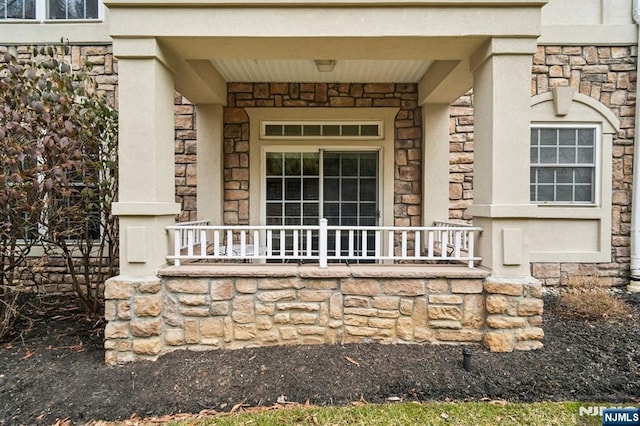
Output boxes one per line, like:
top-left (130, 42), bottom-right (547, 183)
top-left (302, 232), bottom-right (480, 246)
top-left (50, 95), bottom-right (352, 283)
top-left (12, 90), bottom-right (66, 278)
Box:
top-left (48, 0), bottom-right (98, 20)
top-left (1, 0), bottom-right (35, 19)
top-left (530, 125), bottom-right (598, 204)
top-left (0, 0), bottom-right (100, 20)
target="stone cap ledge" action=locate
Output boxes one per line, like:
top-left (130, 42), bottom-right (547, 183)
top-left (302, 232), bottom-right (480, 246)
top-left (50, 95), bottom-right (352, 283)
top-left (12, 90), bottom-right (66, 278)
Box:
top-left (158, 263), bottom-right (490, 279)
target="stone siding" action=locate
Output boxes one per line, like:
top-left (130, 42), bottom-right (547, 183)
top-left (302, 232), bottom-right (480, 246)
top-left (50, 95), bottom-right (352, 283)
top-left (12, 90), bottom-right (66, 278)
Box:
top-left (174, 94), bottom-right (198, 222)
top-left (449, 45), bottom-right (637, 286)
top-left (103, 267), bottom-right (544, 364)
top-left (531, 46), bottom-right (636, 286)
top-left (223, 83), bottom-right (422, 229)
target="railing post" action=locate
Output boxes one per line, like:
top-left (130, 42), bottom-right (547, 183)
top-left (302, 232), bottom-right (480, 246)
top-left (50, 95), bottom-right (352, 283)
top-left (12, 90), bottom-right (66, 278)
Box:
top-left (173, 228), bottom-right (181, 266)
top-left (319, 218), bottom-right (328, 268)
top-left (468, 231), bottom-right (475, 268)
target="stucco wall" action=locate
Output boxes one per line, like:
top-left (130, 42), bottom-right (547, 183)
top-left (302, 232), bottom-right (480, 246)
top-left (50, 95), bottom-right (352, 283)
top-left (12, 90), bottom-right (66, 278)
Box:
top-left (448, 45), bottom-right (637, 286)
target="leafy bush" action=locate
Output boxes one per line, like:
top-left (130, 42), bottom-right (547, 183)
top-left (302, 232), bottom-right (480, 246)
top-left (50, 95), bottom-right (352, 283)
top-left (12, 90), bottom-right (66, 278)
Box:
top-left (0, 45), bottom-right (118, 338)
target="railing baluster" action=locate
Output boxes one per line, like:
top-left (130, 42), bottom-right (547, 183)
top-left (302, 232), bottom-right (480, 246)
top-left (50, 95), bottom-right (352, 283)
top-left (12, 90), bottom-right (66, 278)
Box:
top-left (348, 230), bottom-right (354, 258)
top-left (468, 231), bottom-right (475, 268)
top-left (226, 230), bottom-right (233, 258)
top-left (361, 230), bottom-right (368, 258)
top-left (240, 230), bottom-right (247, 256)
top-left (335, 230), bottom-right (341, 258)
top-left (306, 229), bottom-right (312, 257)
top-left (428, 230), bottom-right (434, 258)
top-left (200, 229), bottom-right (207, 256)
top-left (414, 231), bottom-right (421, 258)
top-left (174, 229), bottom-right (181, 266)
top-left (253, 230), bottom-right (260, 258)
top-left (187, 229), bottom-right (194, 257)
top-left (267, 230), bottom-right (273, 256)
top-left (441, 231), bottom-right (449, 259)
top-left (279, 230), bottom-right (285, 257)
top-left (374, 230), bottom-right (381, 258)
top-left (401, 231), bottom-right (407, 258)
top-left (293, 230), bottom-right (299, 257)
top-left (454, 231), bottom-right (462, 258)
top-left (213, 231), bottom-right (220, 257)
top-left (388, 230), bottom-right (394, 259)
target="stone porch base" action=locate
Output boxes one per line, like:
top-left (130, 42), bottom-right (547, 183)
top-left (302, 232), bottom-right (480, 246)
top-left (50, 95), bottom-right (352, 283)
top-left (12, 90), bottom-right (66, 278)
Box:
top-left (104, 264), bottom-right (544, 365)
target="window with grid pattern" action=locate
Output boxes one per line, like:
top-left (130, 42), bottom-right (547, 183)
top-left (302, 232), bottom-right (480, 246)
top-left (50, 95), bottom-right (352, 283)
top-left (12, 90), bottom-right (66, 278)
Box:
top-left (48, 0), bottom-right (98, 19)
top-left (530, 126), bottom-right (597, 204)
top-left (0, 0), bottom-right (35, 19)
top-left (0, 0), bottom-right (100, 20)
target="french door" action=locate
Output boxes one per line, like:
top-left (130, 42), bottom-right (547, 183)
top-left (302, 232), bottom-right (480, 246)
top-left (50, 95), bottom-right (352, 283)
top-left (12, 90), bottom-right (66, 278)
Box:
top-left (265, 150), bottom-right (379, 259)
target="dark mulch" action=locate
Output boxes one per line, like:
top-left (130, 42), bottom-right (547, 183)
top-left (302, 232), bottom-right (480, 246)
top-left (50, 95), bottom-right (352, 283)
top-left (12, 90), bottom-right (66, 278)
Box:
top-left (1, 293), bottom-right (640, 425)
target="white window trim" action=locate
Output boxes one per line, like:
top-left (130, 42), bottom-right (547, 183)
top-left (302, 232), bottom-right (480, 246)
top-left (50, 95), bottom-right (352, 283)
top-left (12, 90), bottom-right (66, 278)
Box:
top-left (530, 122), bottom-right (601, 207)
top-left (1, 0), bottom-right (104, 22)
top-left (246, 108), bottom-right (398, 230)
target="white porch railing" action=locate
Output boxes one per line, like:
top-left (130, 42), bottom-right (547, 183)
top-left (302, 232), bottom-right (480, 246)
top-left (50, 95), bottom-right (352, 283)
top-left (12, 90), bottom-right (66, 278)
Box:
top-left (167, 219), bottom-right (482, 268)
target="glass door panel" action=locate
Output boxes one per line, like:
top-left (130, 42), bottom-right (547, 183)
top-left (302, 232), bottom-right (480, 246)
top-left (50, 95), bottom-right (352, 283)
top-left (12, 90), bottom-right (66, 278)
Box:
top-left (265, 150), bottom-right (379, 262)
top-left (322, 151), bottom-right (379, 260)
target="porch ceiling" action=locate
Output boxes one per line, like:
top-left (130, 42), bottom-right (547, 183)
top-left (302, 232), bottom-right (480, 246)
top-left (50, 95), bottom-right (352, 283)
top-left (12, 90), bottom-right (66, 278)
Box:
top-left (159, 35), bottom-right (486, 98)
top-left (210, 59), bottom-right (434, 83)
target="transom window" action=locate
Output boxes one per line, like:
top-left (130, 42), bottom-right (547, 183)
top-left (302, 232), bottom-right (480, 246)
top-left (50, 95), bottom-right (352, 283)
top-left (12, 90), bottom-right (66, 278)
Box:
top-left (262, 121), bottom-right (383, 139)
top-left (0, 0), bottom-right (100, 20)
top-left (530, 125), bottom-right (598, 204)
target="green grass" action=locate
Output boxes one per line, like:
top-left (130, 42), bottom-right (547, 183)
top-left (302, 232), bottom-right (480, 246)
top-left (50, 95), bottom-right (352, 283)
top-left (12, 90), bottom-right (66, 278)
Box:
top-left (161, 401), bottom-right (606, 426)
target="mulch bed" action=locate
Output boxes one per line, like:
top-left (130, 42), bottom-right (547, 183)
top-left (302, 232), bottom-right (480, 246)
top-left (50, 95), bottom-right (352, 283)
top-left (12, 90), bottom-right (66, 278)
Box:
top-left (1, 292), bottom-right (639, 425)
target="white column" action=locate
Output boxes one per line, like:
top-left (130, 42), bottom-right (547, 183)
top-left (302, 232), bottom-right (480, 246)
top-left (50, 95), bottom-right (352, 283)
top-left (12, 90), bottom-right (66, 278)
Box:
top-left (422, 103), bottom-right (451, 227)
top-left (468, 38), bottom-right (538, 278)
top-left (196, 104), bottom-right (224, 224)
top-left (111, 39), bottom-right (181, 276)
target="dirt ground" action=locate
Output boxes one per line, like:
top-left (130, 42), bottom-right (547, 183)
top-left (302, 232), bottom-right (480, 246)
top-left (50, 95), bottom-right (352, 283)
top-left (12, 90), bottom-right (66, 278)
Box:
top-left (1, 292), bottom-right (639, 425)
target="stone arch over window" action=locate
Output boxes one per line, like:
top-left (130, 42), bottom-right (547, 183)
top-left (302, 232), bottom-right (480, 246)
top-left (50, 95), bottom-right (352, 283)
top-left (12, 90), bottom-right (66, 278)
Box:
top-left (528, 87), bottom-right (620, 263)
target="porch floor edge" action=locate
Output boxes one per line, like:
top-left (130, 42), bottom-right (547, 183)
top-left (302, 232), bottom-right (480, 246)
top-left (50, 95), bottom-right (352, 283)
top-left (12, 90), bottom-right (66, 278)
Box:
top-left (158, 263), bottom-right (491, 279)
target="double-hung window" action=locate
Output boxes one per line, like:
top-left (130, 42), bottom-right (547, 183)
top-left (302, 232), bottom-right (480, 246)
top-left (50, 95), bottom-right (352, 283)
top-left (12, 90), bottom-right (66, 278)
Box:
top-left (530, 125), bottom-right (598, 204)
top-left (0, 0), bottom-right (100, 20)
top-left (0, 0), bottom-right (35, 19)
top-left (48, 0), bottom-right (98, 20)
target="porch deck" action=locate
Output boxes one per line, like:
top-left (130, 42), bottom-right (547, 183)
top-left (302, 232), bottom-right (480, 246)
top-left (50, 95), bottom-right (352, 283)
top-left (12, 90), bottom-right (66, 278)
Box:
top-left (158, 263), bottom-right (490, 279)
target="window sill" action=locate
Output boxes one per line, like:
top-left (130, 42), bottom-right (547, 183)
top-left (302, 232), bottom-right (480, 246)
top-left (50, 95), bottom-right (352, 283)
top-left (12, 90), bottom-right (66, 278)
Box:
top-left (0, 19), bottom-right (103, 23)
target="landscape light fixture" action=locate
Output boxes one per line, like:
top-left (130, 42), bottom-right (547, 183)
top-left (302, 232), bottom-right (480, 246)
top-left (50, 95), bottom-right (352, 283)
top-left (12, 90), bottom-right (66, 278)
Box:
top-left (315, 59), bottom-right (336, 72)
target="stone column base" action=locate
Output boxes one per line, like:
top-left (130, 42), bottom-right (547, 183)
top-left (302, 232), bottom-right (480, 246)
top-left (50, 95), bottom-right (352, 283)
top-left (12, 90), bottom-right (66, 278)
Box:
top-left (483, 276), bottom-right (544, 352)
top-left (104, 275), bottom-right (164, 366)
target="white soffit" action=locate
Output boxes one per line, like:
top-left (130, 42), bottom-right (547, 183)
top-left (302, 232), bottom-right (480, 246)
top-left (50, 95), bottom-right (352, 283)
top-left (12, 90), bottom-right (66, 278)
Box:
top-left (210, 59), bottom-right (433, 83)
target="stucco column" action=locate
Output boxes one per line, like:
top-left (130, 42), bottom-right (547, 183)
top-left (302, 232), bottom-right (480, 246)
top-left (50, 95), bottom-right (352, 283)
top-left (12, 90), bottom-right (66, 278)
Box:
top-left (196, 104), bottom-right (224, 224)
top-left (422, 103), bottom-right (451, 227)
top-left (467, 38), bottom-right (538, 278)
top-left (111, 39), bottom-right (181, 276)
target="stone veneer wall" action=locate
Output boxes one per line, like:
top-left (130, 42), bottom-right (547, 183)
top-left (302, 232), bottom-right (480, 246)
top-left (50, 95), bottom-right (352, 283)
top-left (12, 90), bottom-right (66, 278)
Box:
top-left (104, 267), bottom-right (544, 364)
top-left (223, 83), bottom-right (422, 228)
top-left (449, 45), bottom-right (637, 287)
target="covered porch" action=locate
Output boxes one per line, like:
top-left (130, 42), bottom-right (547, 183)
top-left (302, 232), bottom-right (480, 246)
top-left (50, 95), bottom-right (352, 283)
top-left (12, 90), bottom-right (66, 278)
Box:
top-left (103, 0), bottom-right (548, 364)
